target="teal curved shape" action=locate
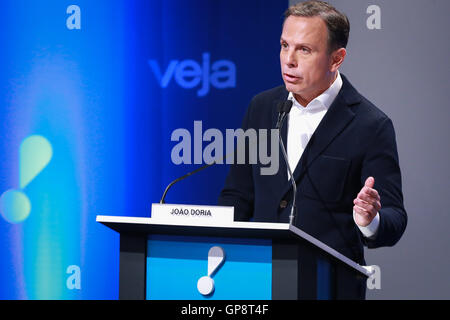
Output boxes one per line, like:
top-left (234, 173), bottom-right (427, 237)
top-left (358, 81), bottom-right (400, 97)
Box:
top-left (19, 135), bottom-right (53, 189)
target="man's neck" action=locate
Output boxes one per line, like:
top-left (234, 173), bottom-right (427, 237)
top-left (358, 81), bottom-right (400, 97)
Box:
top-left (293, 71), bottom-right (338, 107)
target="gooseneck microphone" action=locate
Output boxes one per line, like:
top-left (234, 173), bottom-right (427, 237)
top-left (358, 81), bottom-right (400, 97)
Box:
top-left (159, 161), bottom-right (218, 204)
top-left (276, 100), bottom-right (293, 129)
top-left (160, 150), bottom-right (236, 204)
top-left (161, 100), bottom-right (297, 228)
top-left (276, 100), bottom-right (297, 225)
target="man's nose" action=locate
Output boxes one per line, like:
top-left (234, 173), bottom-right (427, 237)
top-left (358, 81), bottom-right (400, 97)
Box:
top-left (286, 50), bottom-right (297, 68)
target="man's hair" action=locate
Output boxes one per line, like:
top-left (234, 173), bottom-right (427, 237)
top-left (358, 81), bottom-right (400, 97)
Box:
top-left (284, 0), bottom-right (350, 53)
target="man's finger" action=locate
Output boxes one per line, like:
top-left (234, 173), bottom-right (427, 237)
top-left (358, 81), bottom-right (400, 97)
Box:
top-left (353, 205), bottom-right (371, 218)
top-left (357, 189), bottom-right (380, 202)
top-left (353, 205), bottom-right (375, 227)
top-left (354, 198), bottom-right (379, 213)
top-left (364, 176), bottom-right (375, 188)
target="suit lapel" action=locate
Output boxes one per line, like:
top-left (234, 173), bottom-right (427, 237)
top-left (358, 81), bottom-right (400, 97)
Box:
top-left (280, 75), bottom-right (361, 197)
top-left (295, 93), bottom-right (355, 177)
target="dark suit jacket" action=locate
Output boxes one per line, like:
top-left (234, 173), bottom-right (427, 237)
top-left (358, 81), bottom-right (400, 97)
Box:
top-left (219, 74), bottom-right (407, 270)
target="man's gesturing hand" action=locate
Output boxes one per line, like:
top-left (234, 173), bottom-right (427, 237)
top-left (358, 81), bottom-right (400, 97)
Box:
top-left (353, 177), bottom-right (381, 227)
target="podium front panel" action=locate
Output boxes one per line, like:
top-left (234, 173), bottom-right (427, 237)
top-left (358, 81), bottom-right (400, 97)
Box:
top-left (146, 235), bottom-right (272, 300)
top-left (97, 216), bottom-right (368, 299)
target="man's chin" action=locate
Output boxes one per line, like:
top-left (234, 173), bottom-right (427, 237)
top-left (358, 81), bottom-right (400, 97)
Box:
top-left (284, 82), bottom-right (304, 94)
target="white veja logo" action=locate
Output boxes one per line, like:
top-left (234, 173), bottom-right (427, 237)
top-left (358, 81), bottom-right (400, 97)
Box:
top-left (148, 52), bottom-right (236, 97)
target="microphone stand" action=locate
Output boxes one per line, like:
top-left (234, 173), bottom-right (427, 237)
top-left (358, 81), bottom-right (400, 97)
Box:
top-left (276, 101), bottom-right (297, 226)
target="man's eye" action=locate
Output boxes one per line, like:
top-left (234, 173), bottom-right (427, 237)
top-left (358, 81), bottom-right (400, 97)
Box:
top-left (281, 42), bottom-right (288, 49)
top-left (301, 47), bottom-right (311, 53)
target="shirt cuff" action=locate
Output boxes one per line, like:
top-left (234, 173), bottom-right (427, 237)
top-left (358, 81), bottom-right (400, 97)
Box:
top-left (353, 210), bottom-right (380, 239)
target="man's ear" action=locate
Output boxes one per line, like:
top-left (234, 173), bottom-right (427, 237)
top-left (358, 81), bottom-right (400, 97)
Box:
top-left (330, 48), bottom-right (346, 72)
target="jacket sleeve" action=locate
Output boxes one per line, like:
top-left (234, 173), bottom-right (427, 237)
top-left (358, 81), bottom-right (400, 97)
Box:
top-left (217, 100), bottom-right (255, 221)
top-left (360, 117), bottom-right (408, 248)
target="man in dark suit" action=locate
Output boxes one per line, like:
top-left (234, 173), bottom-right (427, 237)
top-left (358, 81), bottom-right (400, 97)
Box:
top-left (218, 1), bottom-right (407, 299)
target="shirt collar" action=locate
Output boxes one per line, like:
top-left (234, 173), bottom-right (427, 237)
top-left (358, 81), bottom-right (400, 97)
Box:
top-left (288, 71), bottom-right (343, 111)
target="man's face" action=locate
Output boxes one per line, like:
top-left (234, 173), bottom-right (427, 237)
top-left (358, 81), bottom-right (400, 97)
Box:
top-left (280, 15), bottom-right (336, 105)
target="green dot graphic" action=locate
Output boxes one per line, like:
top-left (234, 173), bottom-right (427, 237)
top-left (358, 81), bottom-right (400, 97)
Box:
top-left (0, 189), bottom-right (31, 224)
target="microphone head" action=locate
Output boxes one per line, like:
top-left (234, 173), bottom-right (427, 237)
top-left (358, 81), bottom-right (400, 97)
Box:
top-left (277, 101), bottom-right (284, 114)
top-left (283, 100), bottom-right (293, 114)
top-left (277, 100), bottom-right (294, 114)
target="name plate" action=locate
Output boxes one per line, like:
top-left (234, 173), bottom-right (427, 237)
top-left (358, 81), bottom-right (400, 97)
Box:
top-left (151, 203), bottom-right (234, 226)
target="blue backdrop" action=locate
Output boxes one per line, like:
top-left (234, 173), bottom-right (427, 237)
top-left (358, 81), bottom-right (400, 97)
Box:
top-left (0, 0), bottom-right (287, 299)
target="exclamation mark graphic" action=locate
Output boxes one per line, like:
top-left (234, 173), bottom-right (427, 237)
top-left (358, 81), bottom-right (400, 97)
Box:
top-left (0, 135), bottom-right (52, 223)
top-left (197, 246), bottom-right (225, 296)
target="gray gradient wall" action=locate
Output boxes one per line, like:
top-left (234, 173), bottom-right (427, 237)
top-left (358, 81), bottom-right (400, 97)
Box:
top-left (290, 0), bottom-right (450, 299)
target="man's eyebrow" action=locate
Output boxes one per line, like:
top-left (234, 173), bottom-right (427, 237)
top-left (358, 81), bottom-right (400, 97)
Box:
top-left (280, 38), bottom-right (314, 48)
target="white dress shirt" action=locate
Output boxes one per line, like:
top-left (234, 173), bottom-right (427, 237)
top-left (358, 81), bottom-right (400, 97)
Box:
top-left (286, 72), bottom-right (379, 239)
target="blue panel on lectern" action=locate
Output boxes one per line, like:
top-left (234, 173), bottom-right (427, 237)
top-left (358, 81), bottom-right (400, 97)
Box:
top-left (146, 235), bottom-right (272, 300)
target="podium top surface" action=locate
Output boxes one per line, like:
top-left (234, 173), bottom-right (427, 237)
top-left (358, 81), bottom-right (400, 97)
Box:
top-left (96, 215), bottom-right (371, 277)
top-left (97, 215), bottom-right (291, 238)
